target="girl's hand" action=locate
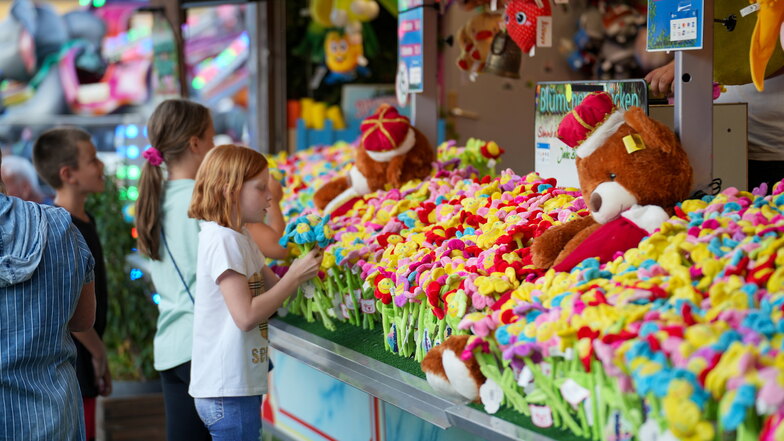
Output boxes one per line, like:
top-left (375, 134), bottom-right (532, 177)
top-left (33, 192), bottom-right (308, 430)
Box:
top-left (269, 174), bottom-right (284, 202)
top-left (288, 248), bottom-right (324, 284)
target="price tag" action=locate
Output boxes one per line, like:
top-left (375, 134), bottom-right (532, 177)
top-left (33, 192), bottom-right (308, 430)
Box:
top-left (740, 3), bottom-right (760, 16)
top-left (540, 362), bottom-right (552, 377)
top-left (560, 379), bottom-right (590, 406)
top-left (530, 405), bottom-right (554, 428)
top-left (537, 16), bottom-right (553, 48)
top-left (344, 294), bottom-right (355, 309)
top-left (302, 283), bottom-right (315, 299)
top-left (479, 379), bottom-right (503, 414)
top-left (340, 303), bottom-right (350, 319)
top-left (517, 366), bottom-right (534, 387)
top-left (360, 299), bottom-right (376, 314)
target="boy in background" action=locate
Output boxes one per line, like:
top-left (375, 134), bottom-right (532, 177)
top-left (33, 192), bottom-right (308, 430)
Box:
top-left (33, 127), bottom-right (112, 441)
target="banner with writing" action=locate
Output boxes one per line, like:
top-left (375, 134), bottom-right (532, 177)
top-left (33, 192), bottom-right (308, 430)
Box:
top-left (534, 80), bottom-right (648, 188)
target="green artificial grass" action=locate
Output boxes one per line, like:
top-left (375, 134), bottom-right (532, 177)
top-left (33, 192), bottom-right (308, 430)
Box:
top-left (276, 313), bottom-right (426, 379)
top-left (277, 314), bottom-right (593, 441)
top-left (468, 403), bottom-right (592, 441)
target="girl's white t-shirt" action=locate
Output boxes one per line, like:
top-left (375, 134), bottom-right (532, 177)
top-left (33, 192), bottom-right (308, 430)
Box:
top-left (189, 221), bottom-right (269, 398)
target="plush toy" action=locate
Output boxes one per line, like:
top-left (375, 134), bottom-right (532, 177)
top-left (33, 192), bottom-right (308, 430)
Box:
top-left (455, 12), bottom-right (503, 76)
top-left (313, 105), bottom-right (434, 215)
top-left (530, 92), bottom-right (693, 272)
top-left (504, 0), bottom-right (552, 56)
top-left (421, 335), bottom-right (486, 402)
top-left (750, 0), bottom-right (784, 91)
top-left (324, 30), bottom-right (369, 84)
top-left (595, 3), bottom-right (644, 79)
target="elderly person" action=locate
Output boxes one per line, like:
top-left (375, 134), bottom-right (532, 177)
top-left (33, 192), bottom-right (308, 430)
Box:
top-left (0, 154), bottom-right (47, 203)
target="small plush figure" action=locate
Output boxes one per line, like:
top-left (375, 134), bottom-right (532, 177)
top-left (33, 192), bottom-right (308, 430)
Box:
top-left (324, 30), bottom-right (369, 84)
top-left (530, 91), bottom-right (693, 272)
top-left (455, 12), bottom-right (503, 75)
top-left (421, 335), bottom-right (486, 402)
top-left (504, 0), bottom-right (551, 55)
top-left (314, 105), bottom-right (434, 216)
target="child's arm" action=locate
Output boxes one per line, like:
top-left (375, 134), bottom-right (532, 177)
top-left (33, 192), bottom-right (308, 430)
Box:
top-left (71, 328), bottom-right (109, 394)
top-left (218, 248), bottom-right (322, 332)
top-left (247, 178), bottom-right (287, 260)
top-left (69, 281), bottom-right (96, 331)
top-left (247, 223), bottom-right (289, 260)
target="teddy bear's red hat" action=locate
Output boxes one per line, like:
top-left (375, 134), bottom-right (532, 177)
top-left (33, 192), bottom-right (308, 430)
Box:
top-left (557, 91), bottom-right (625, 158)
top-left (360, 105), bottom-right (416, 162)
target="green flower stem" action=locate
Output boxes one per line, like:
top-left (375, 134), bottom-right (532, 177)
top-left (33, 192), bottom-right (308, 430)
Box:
top-left (344, 272), bottom-right (362, 326)
top-left (592, 363), bottom-right (608, 441)
top-left (415, 300), bottom-right (427, 361)
top-left (311, 277), bottom-right (335, 331)
top-left (577, 400), bottom-right (589, 437)
top-left (524, 357), bottom-right (584, 436)
top-left (646, 393), bottom-right (665, 432)
top-left (475, 351), bottom-right (531, 416)
top-left (380, 301), bottom-right (393, 352)
top-left (550, 359), bottom-right (561, 428)
top-left (737, 408), bottom-right (761, 441)
top-left (588, 365), bottom-right (600, 441)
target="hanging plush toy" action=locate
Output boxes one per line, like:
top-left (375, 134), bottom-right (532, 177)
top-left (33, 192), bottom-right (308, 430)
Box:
top-left (455, 12), bottom-right (503, 77)
top-left (749, 0), bottom-right (784, 91)
top-left (324, 30), bottom-right (369, 84)
top-left (504, 0), bottom-right (551, 55)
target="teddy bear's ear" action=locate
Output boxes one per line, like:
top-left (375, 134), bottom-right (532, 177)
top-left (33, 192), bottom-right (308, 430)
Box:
top-left (623, 107), bottom-right (680, 155)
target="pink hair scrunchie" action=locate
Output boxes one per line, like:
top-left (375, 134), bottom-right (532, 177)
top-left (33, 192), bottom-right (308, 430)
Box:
top-left (142, 147), bottom-right (164, 167)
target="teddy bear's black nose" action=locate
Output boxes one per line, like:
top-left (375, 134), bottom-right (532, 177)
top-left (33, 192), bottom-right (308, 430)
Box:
top-left (590, 192), bottom-right (602, 212)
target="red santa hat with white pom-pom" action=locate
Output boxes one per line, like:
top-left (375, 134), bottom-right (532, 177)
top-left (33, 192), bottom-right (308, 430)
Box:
top-left (556, 91), bottom-right (625, 158)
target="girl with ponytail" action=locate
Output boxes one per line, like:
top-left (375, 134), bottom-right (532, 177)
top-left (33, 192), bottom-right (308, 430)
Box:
top-left (135, 99), bottom-right (214, 441)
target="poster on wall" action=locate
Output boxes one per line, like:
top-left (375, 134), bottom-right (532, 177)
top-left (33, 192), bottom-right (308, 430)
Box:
top-left (647, 0), bottom-right (704, 51)
top-left (397, 0), bottom-right (424, 97)
top-left (342, 84), bottom-right (412, 128)
top-left (534, 80), bottom-right (648, 188)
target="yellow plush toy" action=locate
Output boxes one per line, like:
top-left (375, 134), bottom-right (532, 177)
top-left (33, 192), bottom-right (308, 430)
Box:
top-left (750, 0), bottom-right (784, 91)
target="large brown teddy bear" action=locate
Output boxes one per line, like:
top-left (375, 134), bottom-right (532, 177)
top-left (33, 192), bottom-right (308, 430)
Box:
top-left (314, 105), bottom-right (434, 215)
top-left (530, 91), bottom-right (693, 271)
top-left (421, 92), bottom-right (693, 402)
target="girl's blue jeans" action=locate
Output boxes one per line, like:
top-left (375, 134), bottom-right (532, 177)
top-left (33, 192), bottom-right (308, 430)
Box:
top-left (194, 396), bottom-right (262, 441)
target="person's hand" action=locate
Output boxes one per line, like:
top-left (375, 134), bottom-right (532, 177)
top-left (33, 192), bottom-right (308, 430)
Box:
top-left (269, 175), bottom-right (284, 203)
top-left (287, 248), bottom-right (323, 284)
top-left (645, 60), bottom-right (675, 97)
top-left (99, 364), bottom-right (112, 396)
top-left (90, 345), bottom-right (108, 392)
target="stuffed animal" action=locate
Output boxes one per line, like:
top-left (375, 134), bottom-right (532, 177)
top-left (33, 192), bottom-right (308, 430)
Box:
top-left (421, 335), bottom-right (486, 402)
top-left (324, 30), bottom-right (369, 84)
top-left (750, 0), bottom-right (784, 91)
top-left (421, 92), bottom-right (693, 402)
top-left (504, 0), bottom-right (552, 56)
top-left (455, 12), bottom-right (503, 76)
top-left (313, 105), bottom-right (434, 216)
top-left (530, 91), bottom-right (693, 272)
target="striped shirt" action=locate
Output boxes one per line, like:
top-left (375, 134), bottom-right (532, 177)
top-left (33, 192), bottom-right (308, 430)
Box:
top-left (1, 194), bottom-right (94, 441)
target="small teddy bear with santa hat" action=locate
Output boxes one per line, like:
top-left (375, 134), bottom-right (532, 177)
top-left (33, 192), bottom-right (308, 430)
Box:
top-left (314, 104), bottom-right (434, 216)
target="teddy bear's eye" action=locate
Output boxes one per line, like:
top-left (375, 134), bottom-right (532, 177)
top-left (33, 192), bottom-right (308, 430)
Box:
top-left (609, 173), bottom-right (617, 181)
